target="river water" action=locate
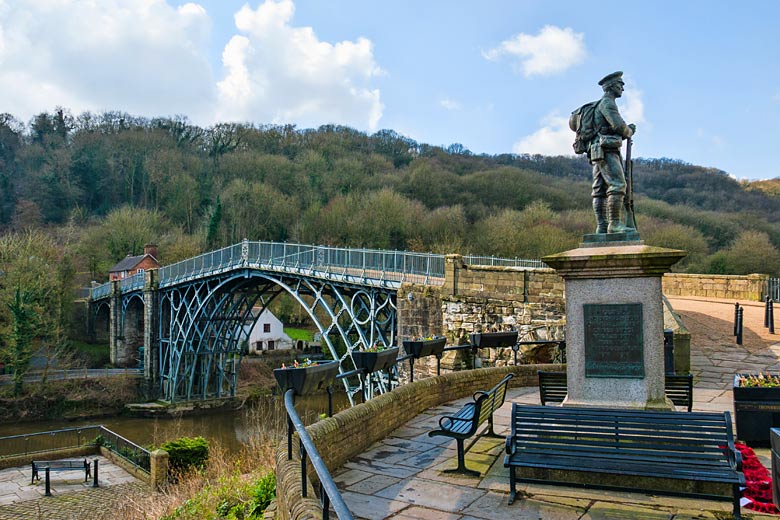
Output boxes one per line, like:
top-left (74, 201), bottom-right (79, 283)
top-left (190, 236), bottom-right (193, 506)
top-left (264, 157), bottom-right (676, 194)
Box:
top-left (0, 393), bottom-right (350, 452)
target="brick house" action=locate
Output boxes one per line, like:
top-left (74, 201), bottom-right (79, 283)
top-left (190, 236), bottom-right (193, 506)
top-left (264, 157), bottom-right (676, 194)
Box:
top-left (108, 244), bottom-right (161, 281)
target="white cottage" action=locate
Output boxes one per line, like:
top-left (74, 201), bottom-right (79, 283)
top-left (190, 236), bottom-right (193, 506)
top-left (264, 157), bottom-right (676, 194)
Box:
top-left (247, 309), bottom-right (293, 354)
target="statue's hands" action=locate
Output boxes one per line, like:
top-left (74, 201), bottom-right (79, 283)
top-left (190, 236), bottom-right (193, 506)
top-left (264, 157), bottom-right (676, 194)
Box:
top-left (628, 123), bottom-right (636, 135)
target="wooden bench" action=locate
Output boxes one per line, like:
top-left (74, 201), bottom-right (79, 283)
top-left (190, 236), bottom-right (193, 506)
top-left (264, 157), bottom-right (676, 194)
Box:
top-left (31, 459), bottom-right (91, 484)
top-left (504, 404), bottom-right (745, 518)
top-left (428, 373), bottom-right (513, 476)
top-left (538, 371), bottom-right (694, 411)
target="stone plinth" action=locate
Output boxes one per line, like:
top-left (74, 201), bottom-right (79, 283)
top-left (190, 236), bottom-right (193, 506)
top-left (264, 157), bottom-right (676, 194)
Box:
top-left (543, 244), bottom-right (686, 410)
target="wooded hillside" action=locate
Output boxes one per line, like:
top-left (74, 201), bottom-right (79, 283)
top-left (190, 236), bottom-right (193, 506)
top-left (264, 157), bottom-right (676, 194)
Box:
top-left (1, 108), bottom-right (778, 280)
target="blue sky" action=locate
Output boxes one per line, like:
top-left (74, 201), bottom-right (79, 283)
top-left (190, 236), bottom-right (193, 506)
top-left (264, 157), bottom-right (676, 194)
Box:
top-left (1, 1), bottom-right (779, 180)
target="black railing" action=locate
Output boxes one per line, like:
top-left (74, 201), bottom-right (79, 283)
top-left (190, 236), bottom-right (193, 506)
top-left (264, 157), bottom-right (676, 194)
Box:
top-left (0, 425), bottom-right (150, 474)
top-left (284, 389), bottom-right (354, 520)
top-left (398, 340), bottom-right (566, 382)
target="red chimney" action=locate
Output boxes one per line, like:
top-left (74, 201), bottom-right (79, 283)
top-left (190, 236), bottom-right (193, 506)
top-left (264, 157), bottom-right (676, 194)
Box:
top-left (143, 243), bottom-right (158, 260)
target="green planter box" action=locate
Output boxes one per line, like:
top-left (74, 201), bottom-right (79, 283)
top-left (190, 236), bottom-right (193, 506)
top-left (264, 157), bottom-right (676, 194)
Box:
top-left (352, 347), bottom-right (399, 374)
top-left (402, 337), bottom-right (446, 359)
top-left (733, 373), bottom-right (780, 446)
top-left (273, 361), bottom-right (339, 396)
top-left (470, 331), bottom-right (518, 348)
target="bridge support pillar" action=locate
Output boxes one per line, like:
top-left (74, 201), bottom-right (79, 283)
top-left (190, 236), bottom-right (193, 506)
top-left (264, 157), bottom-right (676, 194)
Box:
top-left (109, 280), bottom-right (124, 366)
top-left (143, 269), bottom-right (160, 399)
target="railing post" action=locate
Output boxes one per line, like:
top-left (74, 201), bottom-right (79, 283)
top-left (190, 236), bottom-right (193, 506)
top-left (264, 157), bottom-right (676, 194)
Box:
top-left (287, 416), bottom-right (293, 460)
top-left (93, 459), bottom-right (99, 487)
top-left (300, 440), bottom-right (308, 498)
top-left (44, 467), bottom-right (51, 496)
top-left (770, 300), bottom-right (775, 335)
top-left (766, 296), bottom-right (771, 328)
top-left (734, 302), bottom-right (740, 337)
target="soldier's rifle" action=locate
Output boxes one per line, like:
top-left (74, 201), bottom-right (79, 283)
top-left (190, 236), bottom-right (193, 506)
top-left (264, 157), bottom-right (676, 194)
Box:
top-left (624, 136), bottom-right (637, 230)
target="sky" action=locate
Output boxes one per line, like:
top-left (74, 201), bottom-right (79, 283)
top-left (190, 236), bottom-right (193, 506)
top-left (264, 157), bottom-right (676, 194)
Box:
top-left (1, 0), bottom-right (779, 180)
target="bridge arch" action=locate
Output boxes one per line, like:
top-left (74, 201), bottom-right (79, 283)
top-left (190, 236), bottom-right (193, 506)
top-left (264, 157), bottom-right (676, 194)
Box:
top-left (158, 270), bottom-right (397, 403)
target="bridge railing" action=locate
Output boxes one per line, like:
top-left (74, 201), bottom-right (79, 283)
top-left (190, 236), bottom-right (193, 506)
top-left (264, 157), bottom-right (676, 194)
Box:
top-left (463, 254), bottom-right (547, 269)
top-left (91, 282), bottom-right (111, 300)
top-left (89, 241), bottom-right (547, 297)
top-left (120, 272), bottom-right (145, 292)
top-left (770, 277), bottom-right (780, 302)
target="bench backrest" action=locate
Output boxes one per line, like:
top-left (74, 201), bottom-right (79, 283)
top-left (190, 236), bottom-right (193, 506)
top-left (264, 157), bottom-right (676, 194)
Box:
top-left (538, 371), bottom-right (567, 406)
top-left (665, 374), bottom-right (694, 411)
top-left (510, 404), bottom-right (734, 461)
top-left (538, 371), bottom-right (693, 411)
top-left (475, 373), bottom-right (513, 427)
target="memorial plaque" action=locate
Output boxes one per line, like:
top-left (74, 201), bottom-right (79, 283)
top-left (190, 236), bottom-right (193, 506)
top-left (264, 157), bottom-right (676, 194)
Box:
top-left (583, 303), bottom-right (644, 378)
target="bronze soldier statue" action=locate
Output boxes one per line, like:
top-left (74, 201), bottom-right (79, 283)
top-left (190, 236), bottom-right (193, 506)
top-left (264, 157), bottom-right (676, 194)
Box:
top-left (590, 71), bottom-right (636, 234)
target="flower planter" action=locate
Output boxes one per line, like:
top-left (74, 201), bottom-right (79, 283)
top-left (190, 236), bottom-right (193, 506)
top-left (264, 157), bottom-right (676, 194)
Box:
top-left (273, 361), bottom-right (339, 396)
top-left (352, 347), bottom-right (399, 374)
top-left (402, 337), bottom-right (447, 359)
top-left (733, 374), bottom-right (780, 446)
top-left (469, 331), bottom-right (518, 348)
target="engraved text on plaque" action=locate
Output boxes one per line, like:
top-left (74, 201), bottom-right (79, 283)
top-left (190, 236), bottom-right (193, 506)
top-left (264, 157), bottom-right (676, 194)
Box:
top-left (583, 303), bottom-right (644, 378)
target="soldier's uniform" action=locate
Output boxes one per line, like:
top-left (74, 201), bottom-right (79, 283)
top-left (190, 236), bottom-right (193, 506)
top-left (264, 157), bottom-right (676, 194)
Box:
top-left (590, 71), bottom-right (634, 234)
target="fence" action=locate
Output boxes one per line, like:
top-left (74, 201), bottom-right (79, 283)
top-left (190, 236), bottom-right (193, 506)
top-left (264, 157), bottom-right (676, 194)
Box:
top-left (0, 368), bottom-right (143, 387)
top-left (0, 425), bottom-right (150, 474)
top-left (770, 277), bottom-right (780, 302)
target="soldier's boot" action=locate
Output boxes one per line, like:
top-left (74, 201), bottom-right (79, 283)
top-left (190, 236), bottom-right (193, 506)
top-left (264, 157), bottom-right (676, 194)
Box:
top-left (607, 194), bottom-right (631, 234)
top-left (593, 197), bottom-right (608, 233)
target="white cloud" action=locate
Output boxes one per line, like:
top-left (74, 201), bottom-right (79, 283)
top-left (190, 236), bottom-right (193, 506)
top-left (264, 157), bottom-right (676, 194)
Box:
top-left (620, 85), bottom-right (645, 124)
top-left (0, 0), bottom-right (215, 124)
top-left (513, 113), bottom-right (574, 156)
top-left (483, 26), bottom-right (586, 77)
top-left (439, 98), bottom-right (461, 111)
top-left (216, 0), bottom-right (384, 131)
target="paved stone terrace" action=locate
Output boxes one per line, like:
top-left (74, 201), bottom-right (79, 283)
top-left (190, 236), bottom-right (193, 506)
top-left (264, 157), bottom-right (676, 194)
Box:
top-left (0, 455), bottom-right (147, 520)
top-left (668, 297), bottom-right (780, 390)
top-left (333, 386), bottom-right (775, 520)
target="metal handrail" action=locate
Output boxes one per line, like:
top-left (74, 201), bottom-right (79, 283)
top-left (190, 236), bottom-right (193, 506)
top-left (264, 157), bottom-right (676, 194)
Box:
top-left (0, 425), bottom-right (150, 474)
top-left (88, 241), bottom-right (544, 298)
top-left (284, 389), bottom-right (354, 520)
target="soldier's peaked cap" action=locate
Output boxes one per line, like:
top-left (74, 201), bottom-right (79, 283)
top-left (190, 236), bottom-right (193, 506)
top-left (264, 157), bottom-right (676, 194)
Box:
top-left (598, 71), bottom-right (624, 86)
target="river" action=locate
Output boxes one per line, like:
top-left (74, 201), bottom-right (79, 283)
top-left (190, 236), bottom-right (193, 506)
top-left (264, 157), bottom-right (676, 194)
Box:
top-left (0, 393), bottom-right (351, 452)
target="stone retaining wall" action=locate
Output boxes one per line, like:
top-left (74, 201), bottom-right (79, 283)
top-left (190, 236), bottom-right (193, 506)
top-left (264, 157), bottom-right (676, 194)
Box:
top-left (273, 364), bottom-right (563, 520)
top-left (662, 273), bottom-right (768, 301)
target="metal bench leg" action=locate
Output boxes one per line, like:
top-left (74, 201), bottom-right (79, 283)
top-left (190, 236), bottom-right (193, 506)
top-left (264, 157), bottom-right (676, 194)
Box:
top-left (485, 415), bottom-right (501, 438)
top-left (508, 466), bottom-right (517, 505)
top-left (733, 484), bottom-right (742, 519)
top-left (443, 439), bottom-right (480, 477)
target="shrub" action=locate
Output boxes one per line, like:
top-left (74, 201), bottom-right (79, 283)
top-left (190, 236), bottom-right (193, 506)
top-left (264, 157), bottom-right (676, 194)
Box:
top-left (161, 436), bottom-right (210, 474)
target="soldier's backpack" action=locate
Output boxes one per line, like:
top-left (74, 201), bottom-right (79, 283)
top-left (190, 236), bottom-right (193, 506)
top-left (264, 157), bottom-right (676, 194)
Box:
top-left (569, 100), bottom-right (599, 154)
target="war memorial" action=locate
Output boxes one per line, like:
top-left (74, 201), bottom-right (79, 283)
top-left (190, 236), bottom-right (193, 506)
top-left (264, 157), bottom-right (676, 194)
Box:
top-left (1, 72), bottom-right (778, 520)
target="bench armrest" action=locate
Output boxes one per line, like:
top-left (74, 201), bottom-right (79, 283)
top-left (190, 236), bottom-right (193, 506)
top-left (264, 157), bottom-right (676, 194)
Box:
top-left (505, 435), bottom-right (515, 455)
top-left (473, 390), bottom-right (487, 401)
top-left (438, 403), bottom-right (476, 430)
top-left (727, 446), bottom-right (743, 472)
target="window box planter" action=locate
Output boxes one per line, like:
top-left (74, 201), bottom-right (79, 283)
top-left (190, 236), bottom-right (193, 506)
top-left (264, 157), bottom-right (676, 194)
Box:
top-left (273, 361), bottom-right (339, 396)
top-left (402, 337), bottom-right (447, 359)
top-left (733, 373), bottom-right (780, 446)
top-left (469, 331), bottom-right (518, 348)
top-left (352, 347), bottom-right (399, 374)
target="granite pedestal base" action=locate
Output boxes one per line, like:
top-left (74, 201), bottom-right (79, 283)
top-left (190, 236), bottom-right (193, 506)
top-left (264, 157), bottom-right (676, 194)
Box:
top-left (543, 243), bottom-right (686, 410)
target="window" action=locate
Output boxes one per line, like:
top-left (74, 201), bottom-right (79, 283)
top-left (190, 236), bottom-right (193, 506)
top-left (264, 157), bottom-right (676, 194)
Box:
top-left (136, 268), bottom-right (145, 274)
top-left (263, 323), bottom-right (271, 333)
top-left (267, 340), bottom-right (275, 350)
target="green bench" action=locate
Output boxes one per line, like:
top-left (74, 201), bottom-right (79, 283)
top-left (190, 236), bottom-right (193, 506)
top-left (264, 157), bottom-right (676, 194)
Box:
top-left (538, 370), bottom-right (694, 411)
top-left (428, 373), bottom-right (513, 476)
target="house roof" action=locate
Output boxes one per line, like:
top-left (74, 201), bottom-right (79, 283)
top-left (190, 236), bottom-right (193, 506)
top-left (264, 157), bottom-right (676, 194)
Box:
top-left (109, 253), bottom-right (156, 273)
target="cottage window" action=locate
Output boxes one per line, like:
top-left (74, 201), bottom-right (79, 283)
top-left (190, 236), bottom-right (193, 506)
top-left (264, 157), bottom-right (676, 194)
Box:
top-left (263, 323), bottom-right (271, 333)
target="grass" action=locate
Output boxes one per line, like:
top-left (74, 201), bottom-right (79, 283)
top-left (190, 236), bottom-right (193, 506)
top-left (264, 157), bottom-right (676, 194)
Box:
top-left (70, 339), bottom-right (110, 367)
top-left (284, 328), bottom-right (314, 342)
top-left (101, 402), bottom-right (284, 520)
